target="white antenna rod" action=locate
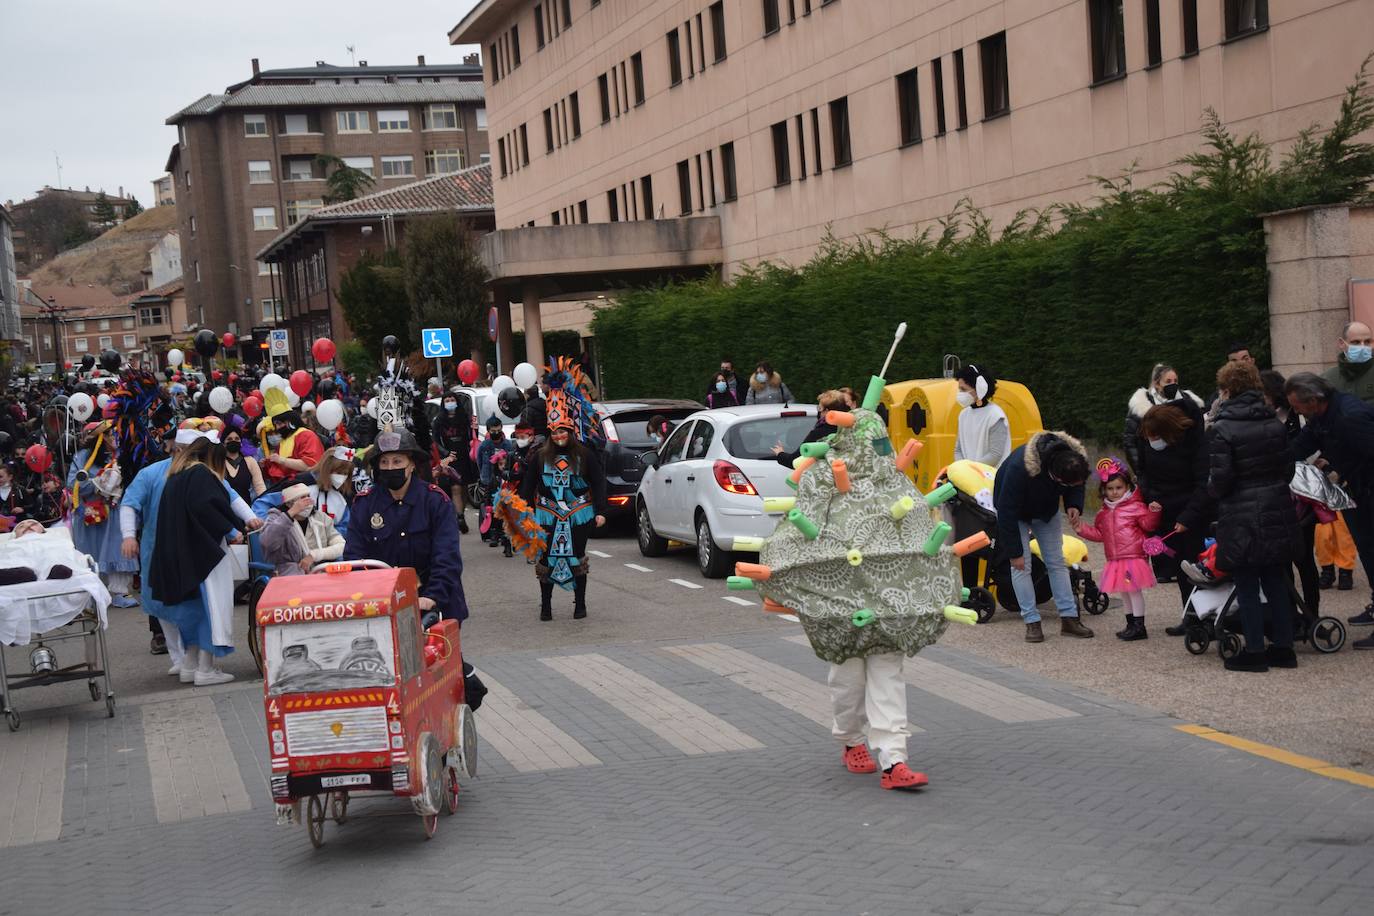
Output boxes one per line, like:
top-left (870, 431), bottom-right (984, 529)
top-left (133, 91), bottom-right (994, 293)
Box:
top-left (878, 322), bottom-right (907, 379)
top-left (54, 152), bottom-right (63, 188)
top-left (347, 44), bottom-right (356, 65)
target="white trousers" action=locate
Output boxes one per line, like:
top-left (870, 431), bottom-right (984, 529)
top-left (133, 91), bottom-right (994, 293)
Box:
top-left (827, 652), bottom-right (909, 769)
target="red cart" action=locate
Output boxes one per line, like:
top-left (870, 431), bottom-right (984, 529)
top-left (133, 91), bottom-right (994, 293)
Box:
top-left (257, 561), bottom-right (477, 846)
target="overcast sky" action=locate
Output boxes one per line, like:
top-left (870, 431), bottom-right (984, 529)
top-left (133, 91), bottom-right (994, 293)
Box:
top-left (0, 0), bottom-right (482, 207)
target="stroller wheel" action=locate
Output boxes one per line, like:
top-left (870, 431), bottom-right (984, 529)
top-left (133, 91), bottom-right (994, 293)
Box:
top-left (1085, 588), bottom-right (1110, 615)
top-left (1309, 616), bottom-right (1346, 654)
top-left (963, 587), bottom-right (996, 624)
top-left (1218, 632), bottom-right (1242, 661)
top-left (1184, 626), bottom-right (1209, 656)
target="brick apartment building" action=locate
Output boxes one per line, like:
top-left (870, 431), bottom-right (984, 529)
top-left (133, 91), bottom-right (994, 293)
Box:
top-left (6, 186), bottom-right (137, 270)
top-left (18, 279), bottom-right (188, 371)
top-left (166, 58), bottom-right (490, 365)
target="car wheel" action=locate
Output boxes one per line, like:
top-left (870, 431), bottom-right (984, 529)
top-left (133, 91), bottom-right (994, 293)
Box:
top-left (696, 513), bottom-right (734, 579)
top-left (637, 499), bottom-right (668, 557)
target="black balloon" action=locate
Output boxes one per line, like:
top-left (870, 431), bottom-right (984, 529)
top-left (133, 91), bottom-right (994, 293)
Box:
top-left (193, 329), bottom-right (219, 357)
top-left (382, 335), bottom-right (399, 355)
top-left (318, 378), bottom-right (337, 398)
top-left (99, 348), bottom-right (121, 372)
top-left (497, 386), bottom-right (526, 419)
top-left (79, 354), bottom-right (95, 371)
top-left (164, 368), bottom-right (176, 381)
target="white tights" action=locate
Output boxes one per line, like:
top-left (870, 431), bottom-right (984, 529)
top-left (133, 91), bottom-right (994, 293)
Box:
top-left (1122, 590), bottom-right (1146, 618)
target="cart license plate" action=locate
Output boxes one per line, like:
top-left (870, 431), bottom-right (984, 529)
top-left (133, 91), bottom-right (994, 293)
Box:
top-left (321, 774), bottom-right (370, 788)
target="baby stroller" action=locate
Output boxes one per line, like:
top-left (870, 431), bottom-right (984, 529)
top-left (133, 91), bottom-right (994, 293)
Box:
top-left (943, 460), bottom-right (1108, 623)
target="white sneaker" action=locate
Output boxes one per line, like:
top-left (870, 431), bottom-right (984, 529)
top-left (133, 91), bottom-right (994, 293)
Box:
top-left (194, 669), bottom-right (235, 686)
top-left (179, 667), bottom-right (196, 684)
top-left (167, 664), bottom-right (181, 676)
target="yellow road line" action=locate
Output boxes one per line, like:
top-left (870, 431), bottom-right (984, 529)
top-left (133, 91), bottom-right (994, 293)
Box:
top-left (1175, 725), bottom-right (1374, 790)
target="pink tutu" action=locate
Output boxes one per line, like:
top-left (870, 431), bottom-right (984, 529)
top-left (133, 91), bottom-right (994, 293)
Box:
top-left (1099, 558), bottom-right (1156, 594)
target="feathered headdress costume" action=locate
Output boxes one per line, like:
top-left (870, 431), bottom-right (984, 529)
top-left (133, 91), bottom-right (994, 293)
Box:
top-left (544, 356), bottom-right (604, 447)
top-left (107, 369), bottom-right (167, 483)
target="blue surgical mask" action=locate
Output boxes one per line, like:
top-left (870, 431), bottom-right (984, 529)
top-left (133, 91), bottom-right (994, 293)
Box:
top-left (1148, 438), bottom-right (1167, 451)
top-left (1348, 345), bottom-right (1373, 364)
top-left (715, 381), bottom-right (727, 393)
top-left (755, 372), bottom-right (768, 383)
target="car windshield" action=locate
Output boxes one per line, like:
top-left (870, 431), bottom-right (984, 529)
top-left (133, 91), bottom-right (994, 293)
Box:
top-left (723, 415), bottom-right (816, 461)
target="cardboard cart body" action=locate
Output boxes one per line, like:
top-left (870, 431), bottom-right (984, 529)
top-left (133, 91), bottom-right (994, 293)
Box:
top-left (257, 561), bottom-right (476, 846)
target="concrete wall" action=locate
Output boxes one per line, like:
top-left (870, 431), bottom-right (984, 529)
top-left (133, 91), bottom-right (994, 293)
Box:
top-left (149, 232), bottom-right (182, 290)
top-left (1266, 204), bottom-right (1374, 375)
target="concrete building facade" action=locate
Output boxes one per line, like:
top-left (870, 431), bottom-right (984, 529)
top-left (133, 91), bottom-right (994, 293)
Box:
top-left (0, 207), bottom-right (19, 348)
top-left (166, 58), bottom-right (490, 363)
top-left (148, 231), bottom-right (182, 290)
top-left (151, 174), bottom-right (176, 207)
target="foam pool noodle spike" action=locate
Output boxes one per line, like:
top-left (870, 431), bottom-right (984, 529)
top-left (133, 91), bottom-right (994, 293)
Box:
top-left (890, 495), bottom-right (915, 520)
top-left (825, 410), bottom-right (856, 428)
top-left (789, 457), bottom-right (816, 484)
top-left (961, 587), bottom-right (971, 601)
top-left (799, 441), bottom-right (830, 459)
top-left (851, 609), bottom-right (876, 627)
top-left (846, 548), bottom-right (863, 566)
top-left (953, 531), bottom-right (991, 556)
top-left (922, 522), bottom-right (953, 556)
top-left (762, 496), bottom-right (796, 513)
top-left (735, 562), bottom-right (772, 581)
top-left (726, 576), bottom-right (756, 591)
top-left (861, 375), bottom-right (886, 412)
top-left (787, 508), bottom-right (820, 540)
top-left (785, 476), bottom-right (799, 490)
top-left (831, 459), bottom-right (851, 493)
top-left (732, 536), bottom-right (765, 552)
top-left (924, 481), bottom-right (956, 507)
top-left (762, 598), bottom-right (794, 614)
top-left (943, 605), bottom-right (979, 626)
top-left (895, 438), bottom-right (923, 472)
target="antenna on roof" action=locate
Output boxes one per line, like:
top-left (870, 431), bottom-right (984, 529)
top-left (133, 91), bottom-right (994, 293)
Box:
top-left (54, 152), bottom-right (62, 188)
top-left (346, 44), bottom-right (356, 65)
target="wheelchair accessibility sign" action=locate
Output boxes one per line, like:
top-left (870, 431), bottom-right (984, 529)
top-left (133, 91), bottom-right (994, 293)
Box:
top-left (422, 328), bottom-right (453, 358)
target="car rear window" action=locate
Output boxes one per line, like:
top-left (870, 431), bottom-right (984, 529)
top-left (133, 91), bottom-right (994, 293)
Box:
top-left (724, 415), bottom-right (817, 461)
top-left (606, 408), bottom-right (698, 448)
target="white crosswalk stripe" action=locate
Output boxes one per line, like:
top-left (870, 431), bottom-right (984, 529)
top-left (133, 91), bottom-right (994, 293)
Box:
top-left (587, 550), bottom-right (612, 558)
top-left (473, 671), bottom-right (601, 772)
top-left (624, 563), bottom-right (652, 572)
top-left (143, 697), bottom-right (252, 823)
top-left (722, 596), bottom-right (755, 606)
top-left (669, 578), bottom-right (702, 590)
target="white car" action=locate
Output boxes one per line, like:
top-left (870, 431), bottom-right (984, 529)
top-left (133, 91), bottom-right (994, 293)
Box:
top-left (636, 403), bottom-right (820, 578)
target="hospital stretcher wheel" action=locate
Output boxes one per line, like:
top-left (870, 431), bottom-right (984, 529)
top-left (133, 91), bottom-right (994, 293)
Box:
top-left (6, 709), bottom-right (19, 732)
top-left (1184, 626), bottom-right (1209, 656)
top-left (331, 792), bottom-right (350, 824)
top-left (1310, 617), bottom-right (1345, 654)
top-left (105, 695), bottom-right (116, 718)
top-left (1218, 632), bottom-right (1242, 661)
top-left (306, 794), bottom-right (326, 848)
top-left (89, 681), bottom-right (102, 701)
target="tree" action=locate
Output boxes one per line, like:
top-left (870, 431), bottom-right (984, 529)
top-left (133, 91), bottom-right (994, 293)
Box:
top-left (123, 197), bottom-right (144, 220)
top-left (337, 248), bottom-right (411, 359)
top-left (316, 154), bottom-right (375, 204)
top-left (402, 215), bottom-right (490, 354)
top-left (14, 193), bottom-right (95, 268)
top-left (92, 192), bottom-right (116, 226)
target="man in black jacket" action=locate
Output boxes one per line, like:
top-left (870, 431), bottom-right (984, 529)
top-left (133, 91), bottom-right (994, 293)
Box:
top-left (993, 431), bottom-right (1094, 643)
top-left (1286, 372), bottom-right (1374, 645)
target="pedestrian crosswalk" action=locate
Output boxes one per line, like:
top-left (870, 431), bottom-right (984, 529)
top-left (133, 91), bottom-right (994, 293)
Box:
top-left (0, 633), bottom-right (1087, 846)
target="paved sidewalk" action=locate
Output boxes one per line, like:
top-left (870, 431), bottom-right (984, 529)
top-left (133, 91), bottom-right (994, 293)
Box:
top-left (1, 627), bottom-right (1371, 915)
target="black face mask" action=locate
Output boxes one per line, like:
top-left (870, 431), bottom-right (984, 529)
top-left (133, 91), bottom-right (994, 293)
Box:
top-left (377, 467), bottom-right (409, 492)
top-left (1160, 383), bottom-right (1180, 400)
top-left (225, 440), bottom-right (241, 455)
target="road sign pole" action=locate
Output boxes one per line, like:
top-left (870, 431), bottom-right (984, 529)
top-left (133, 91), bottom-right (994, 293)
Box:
top-left (435, 357), bottom-right (443, 390)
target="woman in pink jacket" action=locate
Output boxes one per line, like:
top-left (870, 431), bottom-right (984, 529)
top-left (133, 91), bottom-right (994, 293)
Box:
top-left (1073, 459), bottom-right (1162, 641)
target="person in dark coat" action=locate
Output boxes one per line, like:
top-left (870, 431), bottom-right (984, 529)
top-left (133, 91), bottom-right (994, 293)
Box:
top-left (1286, 371), bottom-right (1374, 648)
top-left (1136, 399), bottom-right (1212, 630)
top-left (521, 383), bottom-right (549, 436)
top-left (1261, 369), bottom-right (1321, 621)
top-left (773, 389), bottom-right (853, 467)
top-left (992, 430), bottom-right (1094, 643)
top-left (706, 371), bottom-right (741, 409)
top-left (1207, 362), bottom-right (1299, 672)
top-left (432, 392), bottom-right (474, 532)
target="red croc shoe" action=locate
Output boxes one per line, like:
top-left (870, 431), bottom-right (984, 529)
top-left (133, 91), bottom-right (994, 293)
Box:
top-left (880, 762), bottom-right (929, 791)
top-left (842, 744), bottom-right (878, 774)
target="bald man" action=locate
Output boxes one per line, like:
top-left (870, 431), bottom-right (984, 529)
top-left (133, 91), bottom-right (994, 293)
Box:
top-left (1315, 321), bottom-right (1374, 595)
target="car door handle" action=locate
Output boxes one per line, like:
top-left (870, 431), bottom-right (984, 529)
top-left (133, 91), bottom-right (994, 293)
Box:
top-left (686, 475), bottom-right (696, 482)
top-left (664, 478), bottom-right (673, 484)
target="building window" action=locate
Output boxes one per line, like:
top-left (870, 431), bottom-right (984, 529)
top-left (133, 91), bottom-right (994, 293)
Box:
top-left (1090, 0), bottom-right (1127, 83)
top-left (286, 199), bottom-right (323, 223)
top-left (342, 155), bottom-right (374, 177)
top-left (426, 149), bottom-right (464, 175)
top-left (1224, 0), bottom-right (1267, 39)
top-left (99, 318), bottom-right (110, 331)
top-left (123, 317), bottom-right (134, 329)
top-left (771, 121), bottom-right (791, 185)
top-left (535, 3), bottom-right (546, 48)
top-left (123, 334), bottom-right (137, 348)
top-left (640, 175), bottom-right (655, 219)
top-left (707, 2), bottom-right (727, 62)
top-left (676, 160), bottom-right (692, 215)
top-left (98, 335), bottom-right (112, 349)
top-left (43, 335), bottom-right (52, 348)
top-left (1181, 0), bottom-right (1199, 54)
top-left (378, 109), bottom-right (410, 131)
top-left (569, 92), bottom-right (581, 137)
top-left (551, 210), bottom-right (561, 225)
top-left (720, 142), bottom-right (737, 201)
top-left (258, 260), bottom-right (272, 276)
top-left (476, 107), bottom-right (488, 130)
top-left (543, 109), bottom-right (555, 152)
top-left (336, 110), bottom-right (370, 132)
top-left (795, 114), bottom-right (807, 179)
top-left (253, 207), bottom-right (278, 230)
top-left (829, 98), bottom-right (852, 168)
top-left (244, 114), bottom-right (267, 136)
top-left (423, 103), bottom-right (459, 130)
top-left (953, 49), bottom-right (969, 128)
top-left (763, 0), bottom-right (781, 35)
top-left (72, 320), bottom-right (86, 332)
top-left (560, 0), bottom-right (571, 28)
top-left (631, 53), bottom-right (645, 106)
top-left (667, 29), bottom-right (684, 85)
top-left (607, 189), bottom-right (619, 222)
top-left (189, 215), bottom-right (197, 235)
top-left (578, 199), bottom-right (589, 223)
top-left (980, 31), bottom-right (1010, 117)
top-left (286, 157), bottom-right (316, 181)
top-left (498, 138), bottom-right (508, 177)
top-left (248, 160), bottom-right (272, 183)
top-left (194, 261), bottom-right (200, 282)
top-left (598, 74), bottom-right (612, 123)
top-left (519, 124), bottom-right (530, 166)
top-left (261, 299), bottom-right (279, 323)
top-left (511, 25), bottom-right (521, 66)
top-left (489, 43), bottom-right (500, 82)
top-left (381, 156), bottom-right (415, 178)
top-left (139, 306), bottom-right (165, 326)
top-left (74, 338), bottom-right (88, 352)
top-left (184, 170), bottom-right (191, 189)
top-left (282, 113), bottom-right (312, 135)
top-left (1144, 0), bottom-right (1162, 66)
top-left (931, 58), bottom-right (946, 135)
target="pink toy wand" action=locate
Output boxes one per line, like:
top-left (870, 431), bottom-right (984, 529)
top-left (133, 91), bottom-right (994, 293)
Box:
top-left (1142, 530), bottom-right (1178, 557)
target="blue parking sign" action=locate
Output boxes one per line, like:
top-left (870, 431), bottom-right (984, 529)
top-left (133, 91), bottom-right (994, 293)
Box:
top-left (422, 328), bottom-right (453, 358)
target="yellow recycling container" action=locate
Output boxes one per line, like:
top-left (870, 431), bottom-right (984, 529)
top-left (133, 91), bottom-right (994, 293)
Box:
top-left (881, 377), bottom-right (1044, 492)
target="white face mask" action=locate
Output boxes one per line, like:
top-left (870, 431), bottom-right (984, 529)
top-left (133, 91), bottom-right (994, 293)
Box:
top-left (1147, 438), bottom-right (1167, 451)
top-left (515, 437), bottom-right (531, 448)
top-left (329, 473), bottom-right (347, 488)
top-left (955, 391), bottom-right (976, 408)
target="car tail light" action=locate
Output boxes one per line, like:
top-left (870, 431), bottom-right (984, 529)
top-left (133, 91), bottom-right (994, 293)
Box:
top-left (713, 460), bottom-right (758, 496)
top-left (780, 410), bottom-right (808, 418)
top-left (608, 495), bottom-right (631, 506)
top-left (602, 418), bottom-right (620, 443)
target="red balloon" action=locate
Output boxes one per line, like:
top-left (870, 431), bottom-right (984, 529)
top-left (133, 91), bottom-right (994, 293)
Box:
top-left (229, 373), bottom-right (238, 385)
top-left (289, 370), bottom-right (313, 397)
top-left (211, 370), bottom-right (223, 381)
top-left (242, 396), bottom-right (263, 418)
top-left (24, 445), bottom-right (53, 474)
top-left (222, 332), bottom-right (237, 349)
top-left (311, 338), bottom-right (336, 363)
top-left (457, 359), bottom-right (479, 385)
top-left (64, 362), bottom-right (73, 370)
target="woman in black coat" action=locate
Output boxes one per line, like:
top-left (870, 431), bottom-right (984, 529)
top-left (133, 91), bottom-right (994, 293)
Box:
top-left (1136, 399), bottom-right (1211, 627)
top-left (1206, 362), bottom-right (1299, 672)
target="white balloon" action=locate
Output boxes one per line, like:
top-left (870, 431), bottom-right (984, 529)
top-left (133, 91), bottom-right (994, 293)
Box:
top-left (512, 362), bottom-right (539, 389)
top-left (316, 399), bottom-right (345, 430)
top-left (67, 392), bottom-right (94, 421)
top-left (300, 399), bottom-right (316, 413)
top-left (259, 372), bottom-right (282, 394)
top-left (286, 389), bottom-right (300, 408)
top-left (364, 398), bottom-right (378, 418)
top-left (208, 386), bottom-right (233, 414)
top-left (491, 375), bottom-right (514, 397)
top-left (96, 393), bottom-right (110, 409)
top-left (166, 348), bottom-right (184, 367)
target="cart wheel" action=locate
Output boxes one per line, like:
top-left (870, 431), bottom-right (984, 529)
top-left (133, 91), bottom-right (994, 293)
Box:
top-left (331, 792), bottom-right (350, 824)
top-left (105, 694), bottom-right (116, 718)
top-left (1310, 617), bottom-right (1346, 654)
top-left (306, 795), bottom-right (326, 848)
top-left (6, 709), bottom-right (19, 732)
top-left (443, 767), bottom-right (460, 815)
top-left (964, 587), bottom-right (996, 624)
top-left (247, 578), bottom-right (267, 677)
top-left (89, 681), bottom-right (103, 701)
top-left (1184, 626), bottom-right (1209, 656)
top-left (1218, 632), bottom-right (1242, 661)
top-left (422, 812), bottom-right (439, 839)
top-left (1087, 591), bottom-right (1110, 615)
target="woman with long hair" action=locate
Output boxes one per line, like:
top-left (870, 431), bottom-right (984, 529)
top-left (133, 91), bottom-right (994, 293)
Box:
top-left (222, 427), bottom-right (266, 504)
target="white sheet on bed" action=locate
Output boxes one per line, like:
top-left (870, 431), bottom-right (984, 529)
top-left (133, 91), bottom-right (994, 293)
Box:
top-left (0, 528), bottom-right (111, 647)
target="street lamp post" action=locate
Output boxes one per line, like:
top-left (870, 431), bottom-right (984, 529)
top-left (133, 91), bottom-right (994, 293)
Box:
top-left (39, 296), bottom-right (71, 377)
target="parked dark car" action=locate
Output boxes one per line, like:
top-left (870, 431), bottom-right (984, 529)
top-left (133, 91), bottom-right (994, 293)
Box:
top-left (593, 399), bottom-right (703, 518)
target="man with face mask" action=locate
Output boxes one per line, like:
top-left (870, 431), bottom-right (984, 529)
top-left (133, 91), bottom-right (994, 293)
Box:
top-left (432, 391), bottom-right (473, 532)
top-left (719, 359), bottom-right (739, 399)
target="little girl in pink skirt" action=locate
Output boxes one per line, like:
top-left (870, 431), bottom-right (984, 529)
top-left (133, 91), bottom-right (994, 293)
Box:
top-left (1073, 459), bottom-right (1162, 641)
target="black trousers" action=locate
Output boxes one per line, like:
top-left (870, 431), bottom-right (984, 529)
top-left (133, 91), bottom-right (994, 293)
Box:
top-left (1233, 565), bottom-right (1295, 653)
top-left (1340, 504), bottom-right (1374, 602)
top-left (1284, 517), bottom-right (1320, 619)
